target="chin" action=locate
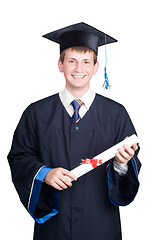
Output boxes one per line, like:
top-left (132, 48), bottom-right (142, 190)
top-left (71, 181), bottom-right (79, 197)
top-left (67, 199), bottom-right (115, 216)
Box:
top-left (72, 84), bottom-right (86, 89)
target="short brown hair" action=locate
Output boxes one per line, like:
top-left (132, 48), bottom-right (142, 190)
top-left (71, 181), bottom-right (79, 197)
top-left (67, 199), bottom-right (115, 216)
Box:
top-left (60, 46), bottom-right (97, 65)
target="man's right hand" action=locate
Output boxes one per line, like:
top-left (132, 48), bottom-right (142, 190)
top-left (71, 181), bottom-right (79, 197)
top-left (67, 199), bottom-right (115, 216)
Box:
top-left (44, 168), bottom-right (77, 191)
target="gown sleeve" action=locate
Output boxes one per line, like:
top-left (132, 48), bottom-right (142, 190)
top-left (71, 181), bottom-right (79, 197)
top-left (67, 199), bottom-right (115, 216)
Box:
top-left (7, 106), bottom-right (60, 223)
top-left (107, 105), bottom-right (141, 206)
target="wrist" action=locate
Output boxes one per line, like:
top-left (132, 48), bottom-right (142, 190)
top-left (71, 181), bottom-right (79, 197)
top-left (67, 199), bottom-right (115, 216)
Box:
top-left (113, 159), bottom-right (128, 175)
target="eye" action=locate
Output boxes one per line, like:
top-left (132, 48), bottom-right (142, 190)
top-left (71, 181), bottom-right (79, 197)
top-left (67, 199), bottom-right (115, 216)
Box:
top-left (69, 59), bottom-right (75, 64)
top-left (84, 60), bottom-right (91, 64)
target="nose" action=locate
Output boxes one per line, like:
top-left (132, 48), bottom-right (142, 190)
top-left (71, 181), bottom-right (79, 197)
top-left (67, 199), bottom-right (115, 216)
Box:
top-left (75, 62), bottom-right (82, 72)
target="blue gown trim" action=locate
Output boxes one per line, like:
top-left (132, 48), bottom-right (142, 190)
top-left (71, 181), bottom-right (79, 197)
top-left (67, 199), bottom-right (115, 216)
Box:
top-left (28, 166), bottom-right (60, 224)
top-left (107, 158), bottom-right (140, 207)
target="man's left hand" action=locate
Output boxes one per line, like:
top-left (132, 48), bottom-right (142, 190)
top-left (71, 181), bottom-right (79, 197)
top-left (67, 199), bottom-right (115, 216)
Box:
top-left (115, 143), bottom-right (138, 164)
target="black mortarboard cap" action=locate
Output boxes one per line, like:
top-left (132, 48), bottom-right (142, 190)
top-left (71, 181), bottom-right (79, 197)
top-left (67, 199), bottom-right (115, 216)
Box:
top-left (42, 22), bottom-right (117, 54)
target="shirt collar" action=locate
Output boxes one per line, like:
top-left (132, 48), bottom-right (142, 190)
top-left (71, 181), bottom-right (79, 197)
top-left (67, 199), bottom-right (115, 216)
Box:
top-left (60, 87), bottom-right (74, 109)
top-left (80, 88), bottom-right (96, 110)
top-left (59, 87), bottom-right (96, 110)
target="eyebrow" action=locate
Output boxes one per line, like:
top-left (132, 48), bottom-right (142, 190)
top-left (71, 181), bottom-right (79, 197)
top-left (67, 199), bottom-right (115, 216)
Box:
top-left (67, 58), bottom-right (76, 60)
top-left (66, 57), bottom-right (93, 61)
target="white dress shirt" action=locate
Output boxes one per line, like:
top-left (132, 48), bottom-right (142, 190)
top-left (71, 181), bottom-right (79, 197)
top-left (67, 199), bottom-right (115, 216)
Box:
top-left (59, 87), bottom-right (96, 118)
top-left (59, 87), bottom-right (128, 175)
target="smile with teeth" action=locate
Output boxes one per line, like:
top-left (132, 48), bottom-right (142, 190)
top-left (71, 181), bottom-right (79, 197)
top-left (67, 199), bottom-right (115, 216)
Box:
top-left (71, 74), bottom-right (86, 79)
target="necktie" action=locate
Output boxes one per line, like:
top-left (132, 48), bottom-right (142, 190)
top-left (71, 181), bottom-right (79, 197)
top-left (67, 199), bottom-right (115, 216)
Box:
top-left (71, 99), bottom-right (84, 123)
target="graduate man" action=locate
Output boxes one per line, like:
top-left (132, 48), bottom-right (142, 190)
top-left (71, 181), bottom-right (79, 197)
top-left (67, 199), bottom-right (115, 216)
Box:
top-left (8, 22), bottom-right (141, 240)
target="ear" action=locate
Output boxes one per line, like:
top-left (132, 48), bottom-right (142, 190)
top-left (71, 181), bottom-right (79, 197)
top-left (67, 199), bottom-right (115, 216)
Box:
top-left (93, 61), bottom-right (99, 75)
top-left (58, 59), bottom-right (64, 73)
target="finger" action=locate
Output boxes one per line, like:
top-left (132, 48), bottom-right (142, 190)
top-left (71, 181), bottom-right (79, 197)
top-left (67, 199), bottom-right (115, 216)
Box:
top-left (62, 169), bottom-right (77, 181)
top-left (59, 175), bottom-right (73, 187)
top-left (54, 178), bottom-right (69, 190)
top-left (115, 152), bottom-right (128, 164)
top-left (52, 182), bottom-right (66, 191)
top-left (123, 144), bottom-right (134, 157)
top-left (131, 143), bottom-right (138, 151)
top-left (118, 147), bottom-right (130, 160)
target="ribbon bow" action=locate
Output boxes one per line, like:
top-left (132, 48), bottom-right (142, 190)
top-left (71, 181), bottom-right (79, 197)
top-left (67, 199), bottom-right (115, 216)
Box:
top-left (80, 158), bottom-right (103, 168)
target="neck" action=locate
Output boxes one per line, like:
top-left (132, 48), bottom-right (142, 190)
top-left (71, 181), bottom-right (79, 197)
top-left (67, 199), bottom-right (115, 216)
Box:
top-left (66, 85), bottom-right (90, 98)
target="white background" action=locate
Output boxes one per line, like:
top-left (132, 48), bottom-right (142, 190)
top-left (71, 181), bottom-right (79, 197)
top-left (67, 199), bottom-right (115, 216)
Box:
top-left (1, 0), bottom-right (159, 239)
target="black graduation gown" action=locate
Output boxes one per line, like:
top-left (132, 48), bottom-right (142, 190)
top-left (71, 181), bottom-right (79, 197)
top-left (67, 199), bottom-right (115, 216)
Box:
top-left (8, 93), bottom-right (141, 240)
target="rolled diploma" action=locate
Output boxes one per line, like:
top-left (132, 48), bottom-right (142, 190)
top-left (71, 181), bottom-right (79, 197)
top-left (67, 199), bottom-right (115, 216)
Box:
top-left (68, 134), bottom-right (139, 182)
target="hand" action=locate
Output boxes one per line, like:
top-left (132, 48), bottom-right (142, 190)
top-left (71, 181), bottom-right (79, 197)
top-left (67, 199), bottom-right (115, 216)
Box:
top-left (44, 167), bottom-right (77, 191)
top-left (115, 143), bottom-right (138, 164)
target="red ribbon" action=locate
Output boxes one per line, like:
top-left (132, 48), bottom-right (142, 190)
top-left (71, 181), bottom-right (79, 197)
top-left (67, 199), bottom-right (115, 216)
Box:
top-left (80, 158), bottom-right (103, 168)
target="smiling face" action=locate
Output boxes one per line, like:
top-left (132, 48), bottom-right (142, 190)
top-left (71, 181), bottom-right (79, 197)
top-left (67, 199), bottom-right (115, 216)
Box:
top-left (58, 48), bottom-right (99, 95)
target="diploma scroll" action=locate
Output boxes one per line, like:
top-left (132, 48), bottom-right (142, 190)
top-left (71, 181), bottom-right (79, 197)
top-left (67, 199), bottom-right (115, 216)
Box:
top-left (68, 134), bottom-right (139, 182)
